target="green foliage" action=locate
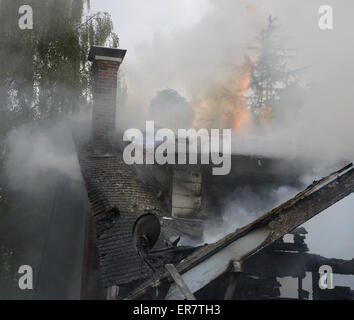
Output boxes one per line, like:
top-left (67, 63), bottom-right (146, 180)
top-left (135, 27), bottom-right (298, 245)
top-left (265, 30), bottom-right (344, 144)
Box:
top-left (0, 0), bottom-right (120, 252)
top-left (0, 0), bottom-right (119, 132)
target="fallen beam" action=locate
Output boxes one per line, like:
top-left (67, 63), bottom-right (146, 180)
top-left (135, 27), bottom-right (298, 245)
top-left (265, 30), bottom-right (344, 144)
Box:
top-left (126, 164), bottom-right (354, 300)
top-left (165, 264), bottom-right (196, 300)
top-left (224, 261), bottom-right (242, 300)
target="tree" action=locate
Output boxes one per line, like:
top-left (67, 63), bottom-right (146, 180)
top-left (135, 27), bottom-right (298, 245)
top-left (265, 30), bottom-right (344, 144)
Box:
top-left (0, 0), bottom-right (120, 196)
top-left (0, 0), bottom-right (119, 132)
top-left (149, 89), bottom-right (195, 130)
top-left (248, 16), bottom-right (303, 129)
top-left (0, 2), bottom-right (121, 287)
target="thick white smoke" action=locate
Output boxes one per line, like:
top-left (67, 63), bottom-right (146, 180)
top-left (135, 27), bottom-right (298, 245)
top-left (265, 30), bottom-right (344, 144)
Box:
top-left (4, 111), bottom-right (90, 195)
top-left (117, 0), bottom-right (354, 164)
top-left (202, 184), bottom-right (300, 244)
top-left (113, 1), bottom-right (354, 267)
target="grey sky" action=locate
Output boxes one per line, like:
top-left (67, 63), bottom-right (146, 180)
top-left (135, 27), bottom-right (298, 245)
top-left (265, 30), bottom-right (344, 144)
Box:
top-left (91, 0), bottom-right (212, 55)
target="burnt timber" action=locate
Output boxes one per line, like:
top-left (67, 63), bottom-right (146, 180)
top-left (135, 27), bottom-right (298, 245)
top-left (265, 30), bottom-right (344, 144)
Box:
top-left (127, 164), bottom-right (354, 299)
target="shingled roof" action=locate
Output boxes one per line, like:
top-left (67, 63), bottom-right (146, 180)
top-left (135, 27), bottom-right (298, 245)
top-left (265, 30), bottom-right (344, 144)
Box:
top-left (76, 141), bottom-right (183, 288)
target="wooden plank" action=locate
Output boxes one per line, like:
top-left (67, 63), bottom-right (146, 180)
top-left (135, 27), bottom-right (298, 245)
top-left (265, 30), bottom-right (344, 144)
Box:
top-left (173, 168), bottom-right (202, 184)
top-left (171, 167), bottom-right (202, 218)
top-left (172, 181), bottom-right (202, 196)
top-left (172, 193), bottom-right (200, 210)
top-left (165, 264), bottom-right (196, 300)
top-left (172, 207), bottom-right (196, 216)
top-left (106, 286), bottom-right (119, 300)
top-left (224, 272), bottom-right (241, 300)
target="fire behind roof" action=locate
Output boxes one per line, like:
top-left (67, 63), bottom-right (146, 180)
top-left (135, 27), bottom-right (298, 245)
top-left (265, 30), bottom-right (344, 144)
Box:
top-left (73, 46), bottom-right (354, 300)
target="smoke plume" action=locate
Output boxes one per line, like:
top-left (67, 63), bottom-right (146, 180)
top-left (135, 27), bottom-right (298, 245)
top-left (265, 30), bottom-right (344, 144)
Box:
top-left (118, 0), bottom-right (354, 164)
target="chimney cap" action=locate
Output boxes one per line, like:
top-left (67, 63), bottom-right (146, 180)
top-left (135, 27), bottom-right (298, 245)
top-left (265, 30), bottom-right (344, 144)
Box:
top-left (88, 46), bottom-right (127, 62)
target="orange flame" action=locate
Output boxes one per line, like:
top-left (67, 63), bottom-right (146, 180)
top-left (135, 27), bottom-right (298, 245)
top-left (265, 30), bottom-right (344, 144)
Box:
top-left (245, 5), bottom-right (258, 12)
top-left (192, 57), bottom-right (254, 133)
top-left (232, 61), bottom-right (252, 133)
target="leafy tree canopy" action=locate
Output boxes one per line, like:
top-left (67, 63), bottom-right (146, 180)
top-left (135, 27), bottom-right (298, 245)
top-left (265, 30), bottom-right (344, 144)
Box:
top-left (0, 0), bottom-right (119, 135)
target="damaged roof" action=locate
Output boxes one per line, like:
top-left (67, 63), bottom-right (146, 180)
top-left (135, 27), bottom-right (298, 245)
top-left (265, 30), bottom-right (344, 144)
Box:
top-left (75, 139), bottom-right (193, 288)
top-left (126, 163), bottom-right (354, 299)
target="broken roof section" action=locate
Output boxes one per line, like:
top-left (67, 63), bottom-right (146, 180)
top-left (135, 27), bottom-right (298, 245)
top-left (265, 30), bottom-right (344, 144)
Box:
top-left (127, 163), bottom-right (354, 299)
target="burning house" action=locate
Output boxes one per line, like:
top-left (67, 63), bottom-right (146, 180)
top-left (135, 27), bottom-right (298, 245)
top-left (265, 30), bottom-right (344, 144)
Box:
top-left (73, 45), bottom-right (354, 300)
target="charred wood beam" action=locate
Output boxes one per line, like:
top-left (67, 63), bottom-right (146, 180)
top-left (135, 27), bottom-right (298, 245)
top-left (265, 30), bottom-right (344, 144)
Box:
top-left (224, 261), bottom-right (243, 300)
top-left (165, 264), bottom-right (196, 300)
top-left (126, 164), bottom-right (354, 300)
top-left (297, 278), bottom-right (310, 300)
top-left (224, 273), bottom-right (241, 300)
top-left (312, 271), bottom-right (320, 300)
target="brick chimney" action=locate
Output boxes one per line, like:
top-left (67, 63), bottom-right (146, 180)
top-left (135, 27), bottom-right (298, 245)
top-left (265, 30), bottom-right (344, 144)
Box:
top-left (88, 46), bottom-right (127, 153)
